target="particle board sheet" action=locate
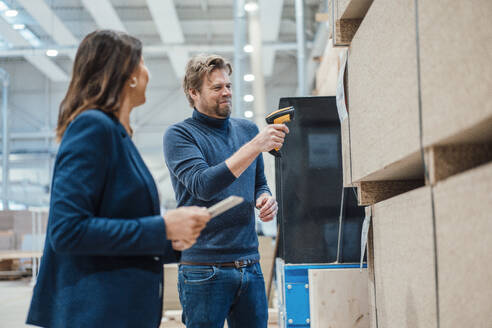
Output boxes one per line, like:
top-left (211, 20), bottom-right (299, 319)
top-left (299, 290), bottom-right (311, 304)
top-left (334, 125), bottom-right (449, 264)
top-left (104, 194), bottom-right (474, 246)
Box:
top-left (341, 118), bottom-right (353, 186)
top-left (258, 236), bottom-right (275, 307)
top-left (347, 0), bottom-right (492, 183)
top-left (433, 161), bottom-right (492, 327)
top-left (348, 0), bottom-right (421, 182)
top-left (308, 268), bottom-right (369, 328)
top-left (316, 39), bottom-right (346, 96)
top-left (372, 186), bottom-right (438, 328)
top-left (338, 0), bottom-right (373, 20)
top-left (163, 264), bottom-right (181, 312)
top-left (420, 0), bottom-right (492, 147)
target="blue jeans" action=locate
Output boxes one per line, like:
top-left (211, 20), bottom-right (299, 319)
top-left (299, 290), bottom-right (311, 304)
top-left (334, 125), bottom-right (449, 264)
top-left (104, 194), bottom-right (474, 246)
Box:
top-left (177, 262), bottom-right (268, 328)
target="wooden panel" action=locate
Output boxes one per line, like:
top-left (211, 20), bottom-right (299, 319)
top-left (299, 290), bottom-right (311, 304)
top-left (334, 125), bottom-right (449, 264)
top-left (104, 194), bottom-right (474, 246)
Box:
top-left (346, 0), bottom-right (492, 184)
top-left (335, 19), bottom-right (362, 45)
top-left (315, 39), bottom-right (346, 96)
top-left (365, 208), bottom-right (377, 328)
top-left (308, 268), bottom-right (369, 328)
top-left (341, 118), bottom-right (353, 187)
top-left (420, 0), bottom-right (492, 147)
top-left (425, 144), bottom-right (492, 185)
top-left (348, 0), bottom-right (421, 183)
top-left (339, 0), bottom-right (374, 20)
top-left (258, 236), bottom-right (275, 307)
top-left (434, 161), bottom-right (492, 327)
top-left (372, 186), bottom-right (438, 327)
top-left (357, 180), bottom-right (424, 205)
top-left (163, 264), bottom-right (181, 311)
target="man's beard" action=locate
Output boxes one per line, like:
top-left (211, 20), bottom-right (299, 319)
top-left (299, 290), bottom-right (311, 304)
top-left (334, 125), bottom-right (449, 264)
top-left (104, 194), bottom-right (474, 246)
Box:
top-left (211, 99), bottom-right (232, 118)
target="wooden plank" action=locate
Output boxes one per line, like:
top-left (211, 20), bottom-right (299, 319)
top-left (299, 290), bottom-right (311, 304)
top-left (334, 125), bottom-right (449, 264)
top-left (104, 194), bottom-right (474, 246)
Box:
top-left (335, 18), bottom-right (362, 45)
top-left (315, 12), bottom-right (330, 22)
top-left (315, 38), bottom-right (346, 96)
top-left (0, 270), bottom-right (29, 281)
top-left (341, 118), bottom-right (353, 187)
top-left (420, 0), bottom-right (492, 148)
top-left (0, 259), bottom-right (14, 271)
top-left (434, 161), bottom-right (492, 327)
top-left (365, 207), bottom-right (377, 328)
top-left (163, 264), bottom-right (181, 312)
top-left (339, 0), bottom-right (374, 20)
top-left (0, 251), bottom-right (42, 261)
top-left (357, 180), bottom-right (424, 205)
top-left (372, 186), bottom-right (438, 327)
top-left (308, 268), bottom-right (369, 328)
top-left (425, 144), bottom-right (492, 185)
top-left (347, 0), bottom-right (492, 184)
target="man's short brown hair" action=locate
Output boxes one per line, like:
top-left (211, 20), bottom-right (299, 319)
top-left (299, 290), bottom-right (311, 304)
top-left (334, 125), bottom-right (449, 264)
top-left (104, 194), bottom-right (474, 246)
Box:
top-left (183, 54), bottom-right (232, 107)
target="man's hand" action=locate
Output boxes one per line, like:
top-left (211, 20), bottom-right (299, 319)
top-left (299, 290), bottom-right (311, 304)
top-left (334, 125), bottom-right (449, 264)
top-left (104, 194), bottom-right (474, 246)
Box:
top-left (256, 193), bottom-right (278, 222)
top-left (251, 124), bottom-right (290, 153)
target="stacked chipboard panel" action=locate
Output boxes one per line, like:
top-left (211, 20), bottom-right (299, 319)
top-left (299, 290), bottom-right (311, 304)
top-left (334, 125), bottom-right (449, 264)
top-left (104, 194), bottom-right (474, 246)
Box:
top-left (334, 0), bottom-right (492, 327)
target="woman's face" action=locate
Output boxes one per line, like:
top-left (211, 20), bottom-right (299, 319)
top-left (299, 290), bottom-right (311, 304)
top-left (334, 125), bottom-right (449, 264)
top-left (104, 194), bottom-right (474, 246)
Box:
top-left (131, 57), bottom-right (150, 107)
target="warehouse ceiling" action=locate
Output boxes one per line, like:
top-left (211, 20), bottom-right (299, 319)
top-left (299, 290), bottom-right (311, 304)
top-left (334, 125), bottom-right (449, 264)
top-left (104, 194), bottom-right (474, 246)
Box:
top-left (0, 0), bottom-right (326, 209)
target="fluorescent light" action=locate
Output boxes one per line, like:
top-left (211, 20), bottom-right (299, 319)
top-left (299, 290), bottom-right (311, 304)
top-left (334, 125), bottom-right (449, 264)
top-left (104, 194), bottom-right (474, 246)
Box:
top-left (243, 94), bottom-right (254, 102)
top-left (13, 24), bottom-right (25, 30)
top-left (5, 10), bottom-right (18, 17)
top-left (243, 74), bottom-right (255, 82)
top-left (46, 49), bottom-right (58, 57)
top-left (244, 110), bottom-right (254, 118)
top-left (0, 2), bottom-right (8, 11)
top-left (244, 2), bottom-right (258, 12)
top-left (243, 44), bottom-right (253, 53)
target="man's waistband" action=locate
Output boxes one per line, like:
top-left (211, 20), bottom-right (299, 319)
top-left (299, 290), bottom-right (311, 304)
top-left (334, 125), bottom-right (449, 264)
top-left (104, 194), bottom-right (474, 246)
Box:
top-left (180, 259), bottom-right (259, 269)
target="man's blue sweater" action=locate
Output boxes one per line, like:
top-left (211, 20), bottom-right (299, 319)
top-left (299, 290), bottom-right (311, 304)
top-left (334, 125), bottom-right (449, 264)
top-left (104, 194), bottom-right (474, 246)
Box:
top-left (163, 109), bottom-right (271, 263)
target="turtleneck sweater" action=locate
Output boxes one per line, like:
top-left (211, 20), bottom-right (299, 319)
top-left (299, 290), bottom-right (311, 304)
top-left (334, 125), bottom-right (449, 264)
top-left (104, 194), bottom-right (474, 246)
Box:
top-left (163, 109), bottom-right (271, 262)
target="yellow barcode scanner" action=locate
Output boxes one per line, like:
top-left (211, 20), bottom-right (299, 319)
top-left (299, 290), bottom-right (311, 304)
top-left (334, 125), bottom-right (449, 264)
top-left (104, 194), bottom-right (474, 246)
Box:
top-left (265, 106), bottom-right (295, 157)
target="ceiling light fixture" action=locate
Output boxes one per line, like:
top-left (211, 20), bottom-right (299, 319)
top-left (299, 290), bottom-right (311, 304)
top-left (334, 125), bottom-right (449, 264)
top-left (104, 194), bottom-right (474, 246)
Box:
top-left (5, 10), bottom-right (18, 17)
top-left (0, 2), bottom-right (8, 11)
top-left (13, 24), bottom-right (25, 30)
top-left (243, 74), bottom-right (255, 82)
top-left (46, 49), bottom-right (58, 57)
top-left (243, 44), bottom-right (253, 53)
top-left (244, 2), bottom-right (258, 12)
top-left (243, 94), bottom-right (254, 102)
top-left (244, 110), bottom-right (254, 118)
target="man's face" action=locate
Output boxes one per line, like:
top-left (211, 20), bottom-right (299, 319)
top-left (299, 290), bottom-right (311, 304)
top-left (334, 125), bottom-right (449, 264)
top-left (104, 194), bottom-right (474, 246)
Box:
top-left (192, 68), bottom-right (232, 119)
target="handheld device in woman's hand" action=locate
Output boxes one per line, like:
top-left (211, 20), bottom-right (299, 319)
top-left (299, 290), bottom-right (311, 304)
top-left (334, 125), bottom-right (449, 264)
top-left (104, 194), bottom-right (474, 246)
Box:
top-left (207, 196), bottom-right (244, 218)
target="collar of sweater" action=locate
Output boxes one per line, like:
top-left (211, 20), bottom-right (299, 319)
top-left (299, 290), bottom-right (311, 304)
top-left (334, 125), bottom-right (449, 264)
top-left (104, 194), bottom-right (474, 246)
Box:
top-left (192, 108), bottom-right (230, 131)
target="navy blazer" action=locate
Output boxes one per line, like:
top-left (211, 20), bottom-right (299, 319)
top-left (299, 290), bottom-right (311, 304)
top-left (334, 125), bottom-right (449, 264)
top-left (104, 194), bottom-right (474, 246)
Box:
top-left (27, 109), bottom-right (178, 328)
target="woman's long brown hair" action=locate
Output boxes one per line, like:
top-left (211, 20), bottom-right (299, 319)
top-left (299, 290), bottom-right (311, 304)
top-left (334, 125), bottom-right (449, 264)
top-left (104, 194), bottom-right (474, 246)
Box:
top-left (56, 30), bottom-right (142, 141)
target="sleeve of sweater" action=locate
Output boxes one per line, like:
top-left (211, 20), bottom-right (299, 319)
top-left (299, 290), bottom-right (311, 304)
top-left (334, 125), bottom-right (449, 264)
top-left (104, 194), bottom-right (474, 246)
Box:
top-left (48, 111), bottom-right (175, 257)
top-left (254, 152), bottom-right (271, 200)
top-left (163, 125), bottom-right (237, 201)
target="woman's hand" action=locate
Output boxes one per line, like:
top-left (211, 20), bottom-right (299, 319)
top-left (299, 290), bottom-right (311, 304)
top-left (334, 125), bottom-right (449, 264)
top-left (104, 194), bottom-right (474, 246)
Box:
top-left (164, 206), bottom-right (210, 250)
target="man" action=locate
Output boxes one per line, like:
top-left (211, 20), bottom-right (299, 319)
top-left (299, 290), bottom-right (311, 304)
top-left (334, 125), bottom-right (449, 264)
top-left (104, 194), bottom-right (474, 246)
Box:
top-left (163, 54), bottom-right (289, 327)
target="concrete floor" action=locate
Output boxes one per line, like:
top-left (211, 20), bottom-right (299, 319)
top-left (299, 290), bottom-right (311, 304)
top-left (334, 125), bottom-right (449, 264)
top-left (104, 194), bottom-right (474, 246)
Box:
top-left (0, 279), bottom-right (278, 328)
top-left (0, 279), bottom-right (33, 328)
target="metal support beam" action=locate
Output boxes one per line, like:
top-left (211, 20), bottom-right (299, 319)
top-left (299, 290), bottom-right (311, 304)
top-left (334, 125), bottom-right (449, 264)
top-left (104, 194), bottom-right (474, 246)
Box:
top-left (0, 42), bottom-right (308, 58)
top-left (295, 0), bottom-right (307, 96)
top-left (233, 0), bottom-right (246, 118)
top-left (81, 0), bottom-right (126, 32)
top-left (0, 17), bottom-right (69, 82)
top-left (16, 0), bottom-right (78, 60)
top-left (1, 68), bottom-right (9, 209)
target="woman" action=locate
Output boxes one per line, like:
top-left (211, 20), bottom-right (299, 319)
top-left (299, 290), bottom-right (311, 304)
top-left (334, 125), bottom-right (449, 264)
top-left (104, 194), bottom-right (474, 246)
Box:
top-left (26, 30), bottom-right (210, 328)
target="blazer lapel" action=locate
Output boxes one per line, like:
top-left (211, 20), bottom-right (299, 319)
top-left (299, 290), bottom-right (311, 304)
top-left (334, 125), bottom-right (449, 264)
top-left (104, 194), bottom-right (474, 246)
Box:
top-left (118, 124), bottom-right (160, 214)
